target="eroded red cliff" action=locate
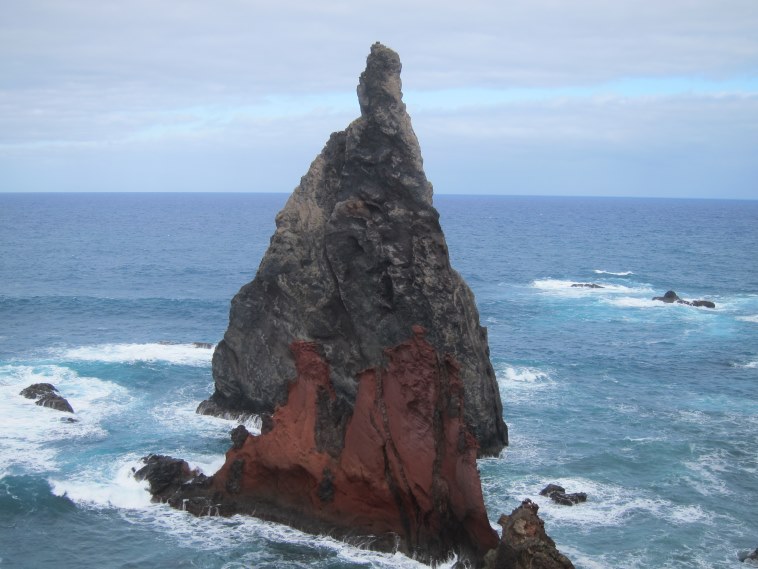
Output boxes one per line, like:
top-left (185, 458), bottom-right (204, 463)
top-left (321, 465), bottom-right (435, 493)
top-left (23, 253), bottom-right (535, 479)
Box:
top-left (148, 326), bottom-right (497, 563)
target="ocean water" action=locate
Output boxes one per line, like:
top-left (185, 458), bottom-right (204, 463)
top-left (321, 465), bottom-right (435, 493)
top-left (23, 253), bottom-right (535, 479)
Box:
top-left (1, 193), bottom-right (757, 569)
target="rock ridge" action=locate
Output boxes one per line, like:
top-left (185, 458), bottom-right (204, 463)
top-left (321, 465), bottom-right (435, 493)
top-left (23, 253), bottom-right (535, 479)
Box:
top-left (201, 41), bottom-right (507, 457)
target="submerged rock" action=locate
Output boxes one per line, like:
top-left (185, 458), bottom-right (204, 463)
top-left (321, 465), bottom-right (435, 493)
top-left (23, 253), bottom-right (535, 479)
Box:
top-left (570, 283), bottom-right (604, 289)
top-left (20, 383), bottom-right (74, 413)
top-left (485, 500), bottom-right (574, 569)
top-left (652, 290), bottom-right (715, 308)
top-left (200, 41), bottom-right (507, 457)
top-left (739, 548), bottom-right (758, 563)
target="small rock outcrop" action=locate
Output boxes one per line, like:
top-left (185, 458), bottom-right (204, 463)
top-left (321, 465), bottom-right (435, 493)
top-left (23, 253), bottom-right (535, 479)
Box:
top-left (20, 383), bottom-right (74, 413)
top-left (485, 500), bottom-right (574, 569)
top-left (539, 484), bottom-right (587, 506)
top-left (740, 548), bottom-right (758, 564)
top-left (199, 41), bottom-right (507, 458)
top-left (653, 290), bottom-right (715, 308)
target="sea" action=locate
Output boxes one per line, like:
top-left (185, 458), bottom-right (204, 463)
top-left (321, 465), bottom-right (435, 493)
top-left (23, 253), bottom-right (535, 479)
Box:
top-left (1, 193), bottom-right (756, 569)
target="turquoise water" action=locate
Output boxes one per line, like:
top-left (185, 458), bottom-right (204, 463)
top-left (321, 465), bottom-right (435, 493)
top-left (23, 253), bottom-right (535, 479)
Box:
top-left (1, 194), bottom-right (756, 568)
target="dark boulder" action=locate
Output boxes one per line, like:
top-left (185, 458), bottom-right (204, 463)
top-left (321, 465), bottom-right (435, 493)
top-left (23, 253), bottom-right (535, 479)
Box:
top-left (539, 484), bottom-right (565, 496)
top-left (739, 548), bottom-right (758, 563)
top-left (133, 454), bottom-right (205, 500)
top-left (20, 383), bottom-right (74, 414)
top-left (539, 483), bottom-right (587, 506)
top-left (653, 290), bottom-right (681, 303)
top-left (485, 500), bottom-right (574, 569)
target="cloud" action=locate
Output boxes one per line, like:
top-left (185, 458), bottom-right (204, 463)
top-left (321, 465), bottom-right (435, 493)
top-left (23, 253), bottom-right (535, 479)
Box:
top-left (1, 0), bottom-right (757, 196)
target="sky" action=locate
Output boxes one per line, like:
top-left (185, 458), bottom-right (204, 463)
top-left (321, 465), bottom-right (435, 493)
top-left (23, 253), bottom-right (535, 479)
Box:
top-left (1, 0), bottom-right (757, 198)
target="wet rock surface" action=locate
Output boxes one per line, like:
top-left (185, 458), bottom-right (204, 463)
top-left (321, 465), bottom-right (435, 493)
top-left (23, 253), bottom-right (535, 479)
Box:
top-left (200, 41), bottom-right (507, 457)
top-left (20, 383), bottom-right (74, 413)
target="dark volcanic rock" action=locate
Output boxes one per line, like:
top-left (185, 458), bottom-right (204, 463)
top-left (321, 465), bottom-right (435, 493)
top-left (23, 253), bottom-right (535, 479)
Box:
top-left (20, 383), bottom-right (74, 413)
top-left (653, 290), bottom-right (715, 308)
top-left (539, 484), bottom-right (566, 496)
top-left (739, 548), bottom-right (758, 563)
top-left (133, 454), bottom-right (206, 500)
top-left (485, 500), bottom-right (574, 569)
top-left (539, 483), bottom-right (587, 506)
top-left (201, 41), bottom-right (507, 457)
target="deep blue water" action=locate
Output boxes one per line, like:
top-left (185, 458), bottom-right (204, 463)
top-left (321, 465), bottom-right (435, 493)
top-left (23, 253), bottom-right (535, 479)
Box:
top-left (1, 193), bottom-right (757, 569)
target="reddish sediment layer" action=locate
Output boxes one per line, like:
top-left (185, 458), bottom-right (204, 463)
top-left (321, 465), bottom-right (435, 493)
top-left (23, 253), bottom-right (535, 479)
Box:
top-left (151, 326), bottom-right (497, 563)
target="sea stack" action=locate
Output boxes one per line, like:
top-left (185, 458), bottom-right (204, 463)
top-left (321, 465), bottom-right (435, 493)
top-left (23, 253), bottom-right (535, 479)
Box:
top-left (199, 41), bottom-right (507, 457)
top-left (162, 42), bottom-right (511, 563)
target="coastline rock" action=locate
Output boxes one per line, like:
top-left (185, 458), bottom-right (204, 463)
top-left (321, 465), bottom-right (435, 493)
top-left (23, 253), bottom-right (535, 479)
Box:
top-left (149, 328), bottom-right (499, 563)
top-left (200, 41), bottom-right (507, 457)
top-left (485, 500), bottom-right (574, 569)
top-left (740, 548), bottom-right (758, 563)
top-left (652, 290), bottom-right (715, 308)
top-left (570, 283), bottom-right (604, 289)
top-left (20, 383), bottom-right (74, 413)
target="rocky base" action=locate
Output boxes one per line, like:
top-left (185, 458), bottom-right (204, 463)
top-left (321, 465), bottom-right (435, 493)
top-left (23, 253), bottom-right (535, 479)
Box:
top-left (653, 290), bottom-right (715, 308)
top-left (20, 383), bottom-right (74, 413)
top-left (485, 500), bottom-right (574, 569)
top-left (142, 327), bottom-right (499, 565)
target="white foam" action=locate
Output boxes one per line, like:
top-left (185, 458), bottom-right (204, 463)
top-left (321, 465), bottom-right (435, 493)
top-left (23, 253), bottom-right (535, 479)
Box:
top-left (737, 315), bottom-right (758, 323)
top-left (594, 270), bottom-right (634, 276)
top-left (495, 364), bottom-right (556, 404)
top-left (532, 279), bottom-right (651, 295)
top-left (49, 453), bottom-right (226, 511)
top-left (505, 476), bottom-right (711, 530)
top-left (153, 400), bottom-right (262, 437)
top-left (602, 296), bottom-right (661, 309)
top-left (0, 364), bottom-right (130, 477)
top-left (56, 342), bottom-right (214, 366)
top-left (501, 365), bottom-right (551, 383)
top-left (49, 455), bottom-right (153, 510)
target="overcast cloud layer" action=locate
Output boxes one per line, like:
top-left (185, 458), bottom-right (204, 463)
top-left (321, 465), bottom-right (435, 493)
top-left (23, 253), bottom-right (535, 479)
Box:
top-left (1, 0), bottom-right (757, 197)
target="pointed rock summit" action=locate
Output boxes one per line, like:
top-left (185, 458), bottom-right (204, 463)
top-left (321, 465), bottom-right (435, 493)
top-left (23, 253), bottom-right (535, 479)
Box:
top-left (200, 42), bottom-right (508, 456)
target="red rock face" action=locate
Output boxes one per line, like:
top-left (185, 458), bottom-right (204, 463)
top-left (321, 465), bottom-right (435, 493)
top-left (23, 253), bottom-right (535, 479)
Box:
top-left (205, 326), bottom-right (498, 562)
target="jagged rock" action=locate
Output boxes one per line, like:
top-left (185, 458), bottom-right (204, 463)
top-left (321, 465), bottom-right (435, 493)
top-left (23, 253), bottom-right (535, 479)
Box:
top-left (570, 283), bottom-right (603, 289)
top-left (652, 290), bottom-right (715, 308)
top-left (739, 548), bottom-right (758, 563)
top-left (200, 41), bottom-right (507, 458)
top-left (20, 383), bottom-right (74, 413)
top-left (153, 327), bottom-right (499, 563)
top-left (539, 484), bottom-right (587, 506)
top-left (485, 500), bottom-right (574, 569)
